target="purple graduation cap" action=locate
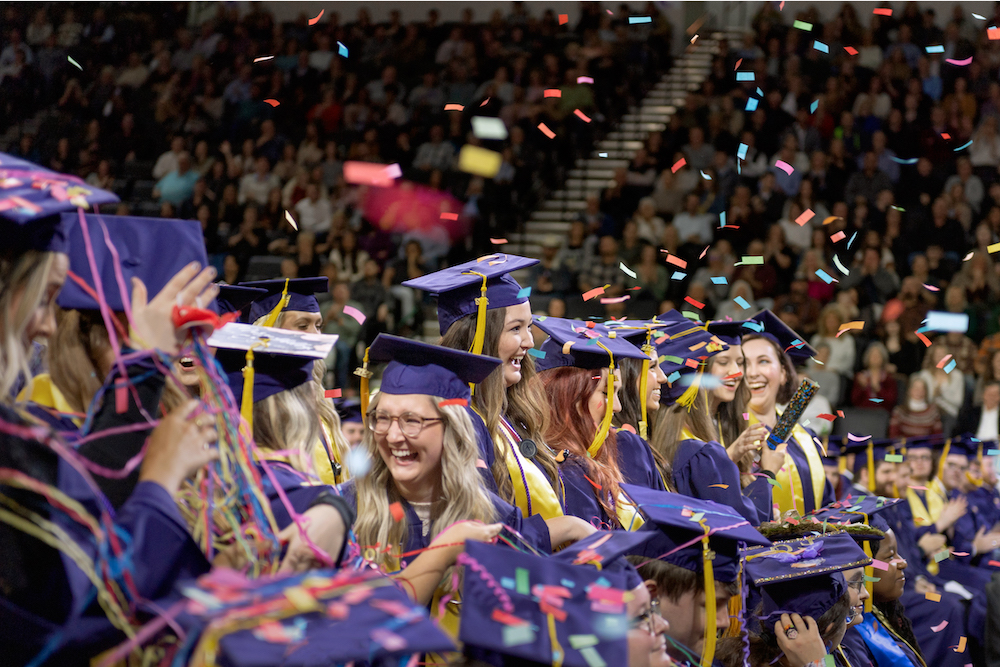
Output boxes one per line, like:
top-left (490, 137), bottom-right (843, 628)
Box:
top-left (838, 439), bottom-right (902, 493)
top-left (241, 277), bottom-right (329, 324)
top-left (368, 333), bottom-right (502, 401)
top-left (0, 152), bottom-right (118, 252)
top-left (743, 533), bottom-right (871, 628)
top-left (459, 539), bottom-right (630, 667)
top-left (401, 253), bottom-right (538, 339)
top-left (533, 316), bottom-right (651, 372)
top-left (705, 318), bottom-right (756, 346)
top-left (336, 397), bottom-right (363, 424)
top-left (215, 284), bottom-right (268, 317)
top-left (653, 322), bottom-right (728, 407)
top-left (179, 568), bottom-right (456, 666)
top-left (56, 213), bottom-right (208, 311)
top-left (747, 309), bottom-right (818, 364)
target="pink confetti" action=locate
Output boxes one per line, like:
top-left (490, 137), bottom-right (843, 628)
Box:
top-left (600, 295), bottom-right (631, 304)
top-left (699, 246), bottom-right (710, 259)
top-left (253, 56), bottom-right (274, 63)
top-left (671, 158), bottom-right (687, 173)
top-left (577, 76), bottom-right (594, 84)
top-left (924, 283), bottom-right (940, 292)
top-left (665, 254), bottom-right (687, 268)
top-left (742, 413), bottom-right (749, 420)
top-left (480, 98), bottom-right (490, 107)
top-left (583, 286), bottom-right (606, 301)
top-left (544, 89), bottom-right (562, 98)
top-left (870, 559), bottom-right (889, 571)
top-left (574, 109), bottom-right (592, 123)
top-left (343, 305), bottom-right (366, 325)
top-left (988, 27), bottom-right (1000, 40)
top-left (343, 161), bottom-right (398, 186)
top-left (775, 160), bottom-right (794, 175)
top-left (795, 209), bottom-right (815, 226)
top-left (831, 231), bottom-right (846, 242)
top-left (440, 212), bottom-right (459, 221)
top-left (538, 123), bottom-right (556, 139)
top-left (490, 237), bottom-right (508, 245)
top-left (444, 103), bottom-right (464, 111)
top-left (932, 620), bottom-right (949, 633)
top-left (946, 56), bottom-right (974, 66)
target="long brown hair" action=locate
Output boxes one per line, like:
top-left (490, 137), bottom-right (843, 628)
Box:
top-left (649, 389), bottom-right (717, 488)
top-left (613, 355), bottom-right (645, 431)
top-left (539, 366), bottom-right (626, 526)
top-left (706, 352), bottom-right (755, 484)
top-left (47, 308), bottom-right (112, 413)
top-left (741, 333), bottom-right (797, 403)
top-left (1, 250), bottom-right (55, 401)
top-left (439, 308), bottom-right (559, 502)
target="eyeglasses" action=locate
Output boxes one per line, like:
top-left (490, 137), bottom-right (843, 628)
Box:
top-left (369, 412), bottom-right (443, 437)
top-left (632, 598), bottom-right (662, 635)
top-left (846, 578), bottom-right (866, 593)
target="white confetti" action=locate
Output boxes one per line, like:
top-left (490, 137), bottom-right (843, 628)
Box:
top-left (284, 210), bottom-right (298, 231)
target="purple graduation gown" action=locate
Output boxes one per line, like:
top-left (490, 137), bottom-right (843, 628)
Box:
top-left (671, 438), bottom-right (772, 525)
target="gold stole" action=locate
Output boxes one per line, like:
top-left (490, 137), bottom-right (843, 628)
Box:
top-left (749, 413), bottom-right (825, 515)
top-left (17, 373), bottom-right (84, 427)
top-left (311, 422), bottom-right (349, 486)
top-left (906, 479), bottom-right (946, 527)
top-left (495, 417), bottom-right (563, 519)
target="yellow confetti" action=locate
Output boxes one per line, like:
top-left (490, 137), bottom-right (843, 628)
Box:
top-left (457, 145), bottom-right (503, 178)
top-left (988, 242), bottom-right (1000, 254)
top-left (284, 586), bottom-right (320, 612)
top-left (925, 591), bottom-right (941, 602)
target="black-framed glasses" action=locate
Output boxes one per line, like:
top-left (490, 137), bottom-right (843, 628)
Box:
top-left (369, 412), bottom-right (443, 437)
top-left (632, 598), bottom-right (662, 635)
top-left (846, 577), bottom-right (866, 593)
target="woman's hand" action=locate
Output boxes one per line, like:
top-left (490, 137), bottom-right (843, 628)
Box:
top-left (727, 423), bottom-right (769, 464)
top-left (430, 520), bottom-right (503, 559)
top-left (917, 532), bottom-right (947, 557)
top-left (138, 400), bottom-right (218, 496)
top-left (759, 443), bottom-right (785, 477)
top-left (936, 496), bottom-right (968, 533)
top-left (277, 504), bottom-right (347, 574)
top-left (130, 262), bottom-right (218, 355)
top-left (545, 515), bottom-right (598, 550)
top-left (774, 613), bottom-right (827, 667)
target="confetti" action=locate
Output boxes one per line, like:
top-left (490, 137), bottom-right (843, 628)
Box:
top-left (737, 143), bottom-right (748, 160)
top-left (833, 255), bottom-right (850, 275)
top-left (577, 76), bottom-right (594, 84)
top-left (583, 286), bottom-right (606, 301)
top-left (946, 57), bottom-right (974, 66)
top-left (517, 287), bottom-right (532, 299)
top-left (955, 636), bottom-right (967, 653)
top-left (711, 276), bottom-right (728, 285)
top-left (873, 7), bottom-right (892, 16)
top-left (810, 99), bottom-right (818, 113)
top-left (870, 559), bottom-right (889, 571)
top-left (926, 45), bottom-right (945, 53)
top-left (926, 311), bottom-right (970, 333)
top-left (671, 158), bottom-right (687, 173)
top-left (343, 305), bottom-right (366, 325)
top-left (537, 123), bottom-right (556, 139)
top-left (774, 160), bottom-right (794, 175)
top-left (337, 41), bottom-right (349, 57)
top-left (745, 97), bottom-right (759, 112)
top-left (684, 296), bottom-right (705, 309)
top-left (559, 14), bottom-right (569, 24)
top-left (699, 246), bottom-right (710, 259)
top-left (444, 103), bottom-right (465, 111)
top-left (458, 145), bottom-right (503, 177)
top-left (671, 271), bottom-right (687, 280)
top-left (664, 254), bottom-right (687, 268)
top-left (955, 140), bottom-right (974, 151)
top-left (253, 55), bottom-right (274, 63)
top-left (68, 55), bottom-right (83, 70)
top-left (915, 331), bottom-right (932, 347)
top-left (600, 295), bottom-right (630, 304)
top-left (813, 40), bottom-right (829, 53)
top-left (944, 359), bottom-right (957, 373)
top-left (308, 9), bottom-right (325, 25)
top-left (795, 209), bottom-right (815, 226)
top-left (885, 454), bottom-right (903, 463)
top-left (440, 212), bottom-right (459, 221)
top-left (831, 231), bottom-right (846, 242)
top-left (628, 16), bottom-right (652, 24)
top-left (988, 27), bottom-right (1000, 40)
top-left (264, 99), bottom-right (280, 107)
top-left (923, 283), bottom-right (940, 293)
top-left (438, 398), bottom-right (469, 407)
top-left (527, 347), bottom-right (545, 359)
top-left (931, 620), bottom-right (949, 632)
top-left (793, 20), bottom-right (813, 31)
top-left (324, 388), bottom-right (342, 399)
top-left (734, 296), bottom-right (751, 310)
top-left (974, 13), bottom-right (987, 20)
top-left (736, 72), bottom-right (755, 81)
top-left (815, 269), bottom-right (836, 284)
top-left (284, 210), bottom-right (298, 231)
top-left (619, 262), bottom-right (637, 279)
top-left (941, 133), bottom-right (951, 140)
top-left (816, 414), bottom-right (837, 421)
top-left (718, 211), bottom-right (727, 227)
top-left (734, 58), bottom-right (743, 70)
top-left (836, 321), bottom-right (865, 337)
top-left (709, 484), bottom-right (730, 489)
top-left (344, 161), bottom-right (398, 186)
top-left (844, 46), bottom-right (859, 55)
top-left (736, 255), bottom-right (763, 265)
top-left (890, 156), bottom-right (918, 164)
top-left (490, 238), bottom-right (508, 245)
top-left (700, 170), bottom-right (712, 180)
top-left (544, 89), bottom-right (562, 98)
top-left (598, 152), bottom-right (607, 157)
top-left (574, 109), bottom-right (592, 123)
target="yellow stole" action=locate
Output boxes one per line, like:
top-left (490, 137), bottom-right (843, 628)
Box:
top-left (311, 423), bottom-right (349, 486)
top-left (749, 412), bottom-right (825, 515)
top-left (16, 374), bottom-right (84, 427)
top-left (906, 478), bottom-right (947, 527)
top-left (615, 486), bottom-right (645, 531)
top-left (495, 416), bottom-right (563, 519)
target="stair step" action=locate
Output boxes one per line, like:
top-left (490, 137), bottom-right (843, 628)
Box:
top-left (525, 221), bottom-right (575, 234)
top-left (541, 200), bottom-right (587, 211)
top-left (568, 168), bottom-right (616, 179)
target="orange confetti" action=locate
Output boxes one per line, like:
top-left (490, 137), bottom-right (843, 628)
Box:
top-left (872, 7), bottom-right (892, 15)
top-left (925, 591), bottom-right (942, 602)
top-left (671, 158), bottom-right (687, 173)
top-left (544, 89), bottom-right (562, 98)
top-left (490, 238), bottom-right (508, 245)
top-left (955, 636), bottom-right (967, 653)
top-left (936, 354), bottom-right (954, 369)
top-left (795, 209), bottom-right (815, 226)
top-left (822, 216), bottom-right (841, 225)
top-left (574, 109), bottom-right (592, 123)
top-left (324, 388), bottom-right (342, 399)
top-left (684, 358), bottom-right (700, 369)
top-left (559, 14), bottom-right (569, 24)
top-left (684, 296), bottom-right (705, 309)
top-left (709, 484), bottom-right (730, 489)
top-left (389, 502), bottom-right (404, 522)
top-left (665, 254), bottom-right (687, 268)
top-left (538, 122), bottom-right (556, 139)
top-left (835, 321), bottom-right (864, 337)
top-left (480, 98), bottom-right (490, 107)
top-left (941, 133), bottom-right (951, 140)
top-left (734, 58), bottom-right (742, 71)
top-left (990, 27), bottom-right (1000, 40)
top-left (440, 212), bottom-right (459, 221)
top-left (844, 46), bottom-right (859, 55)
top-left (438, 398), bottom-right (469, 407)
top-left (308, 9), bottom-right (325, 25)
top-left (264, 99), bottom-right (280, 107)
top-left (816, 413), bottom-right (837, 421)
top-left (830, 231), bottom-right (846, 242)
top-left (444, 103), bottom-right (464, 111)
top-left (583, 286), bottom-right (606, 301)
top-left (916, 331), bottom-right (932, 347)
top-left (837, 410), bottom-right (845, 418)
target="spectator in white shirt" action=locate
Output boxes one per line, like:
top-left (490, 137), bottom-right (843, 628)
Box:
top-left (0, 30), bottom-right (33, 68)
top-left (309, 34), bottom-right (334, 71)
top-left (293, 183), bottom-right (333, 235)
top-left (152, 136), bottom-right (185, 180)
top-left (671, 193), bottom-right (714, 245)
top-left (632, 198), bottom-right (665, 246)
top-left (435, 27), bottom-right (465, 65)
top-left (25, 10), bottom-right (52, 46)
top-left (238, 156), bottom-right (280, 206)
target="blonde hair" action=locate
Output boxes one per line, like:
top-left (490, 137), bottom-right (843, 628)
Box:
top-left (47, 309), bottom-right (116, 413)
top-left (649, 389), bottom-right (718, 489)
top-left (353, 391), bottom-right (496, 575)
top-left (253, 383), bottom-right (320, 473)
top-left (0, 251), bottom-right (55, 401)
top-left (312, 358), bottom-right (350, 477)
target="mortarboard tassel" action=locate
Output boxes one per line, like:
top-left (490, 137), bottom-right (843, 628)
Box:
top-left (356, 347), bottom-right (372, 422)
top-left (837, 437), bottom-right (848, 475)
top-left (936, 439), bottom-right (951, 483)
top-left (588, 342), bottom-right (615, 458)
top-left (862, 533), bottom-right (874, 613)
top-left (241, 348), bottom-right (256, 434)
top-left (866, 440), bottom-right (875, 493)
top-left (699, 519), bottom-right (718, 667)
top-left (466, 271), bottom-right (489, 396)
top-left (261, 279), bottom-right (291, 328)
top-left (548, 613), bottom-right (565, 667)
top-left (676, 365), bottom-right (704, 410)
top-left (638, 334), bottom-right (655, 440)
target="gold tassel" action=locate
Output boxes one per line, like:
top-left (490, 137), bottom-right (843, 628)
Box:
top-left (936, 439), bottom-right (951, 483)
top-left (240, 348), bottom-right (256, 435)
top-left (867, 440), bottom-right (876, 493)
top-left (465, 271), bottom-right (489, 396)
top-left (548, 613), bottom-right (564, 667)
top-left (725, 557), bottom-right (744, 637)
top-left (355, 347), bottom-right (372, 423)
top-left (588, 343), bottom-right (615, 458)
top-left (863, 538), bottom-right (874, 613)
top-left (699, 519), bottom-right (718, 667)
top-left (677, 365), bottom-right (704, 410)
top-left (638, 337), bottom-right (654, 440)
top-left (838, 437), bottom-right (848, 474)
top-left (261, 279), bottom-right (291, 328)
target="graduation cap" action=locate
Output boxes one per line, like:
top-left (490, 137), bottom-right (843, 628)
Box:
top-left (368, 333), bottom-right (502, 402)
top-left (553, 530), bottom-right (653, 589)
top-left (839, 438), bottom-right (899, 492)
top-left (208, 322), bottom-right (337, 430)
top-left (0, 152), bottom-right (119, 252)
top-left (743, 533), bottom-right (871, 628)
top-left (401, 253), bottom-right (537, 353)
top-left (706, 318), bottom-right (756, 346)
top-left (216, 284), bottom-right (268, 317)
top-left (180, 568), bottom-right (456, 666)
top-left (622, 484), bottom-right (770, 667)
top-left (241, 277), bottom-right (329, 325)
top-left (747, 309), bottom-right (817, 364)
top-left (56, 213), bottom-right (208, 311)
top-left (336, 398), bottom-right (363, 424)
top-left (654, 324), bottom-right (728, 408)
top-left (533, 316), bottom-right (649, 457)
top-left (459, 540), bottom-right (630, 667)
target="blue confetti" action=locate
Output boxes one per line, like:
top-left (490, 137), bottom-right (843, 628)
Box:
top-left (974, 13), bottom-right (986, 20)
top-left (742, 321), bottom-right (764, 332)
top-left (869, 398), bottom-right (884, 403)
top-left (890, 156), bottom-right (919, 164)
top-left (560, 578), bottom-right (576, 588)
top-left (815, 269), bottom-right (835, 284)
top-left (926, 45), bottom-right (945, 53)
top-left (337, 41), bottom-right (349, 57)
top-left (737, 143), bottom-right (748, 160)
top-left (700, 170), bottom-right (712, 180)
top-left (527, 348), bottom-right (546, 359)
top-left (598, 152), bottom-right (607, 157)
top-left (667, 371), bottom-right (681, 383)
top-left (670, 271), bottom-right (687, 280)
top-left (517, 286), bottom-right (532, 299)
top-left (736, 72), bottom-right (755, 81)
top-left (711, 276), bottom-right (728, 285)
top-left (954, 140), bottom-right (974, 151)
top-left (944, 359), bottom-right (957, 373)
top-left (734, 296), bottom-right (751, 310)
top-left (745, 97), bottom-right (759, 112)
top-left (813, 40), bottom-right (829, 53)
top-left (989, 449), bottom-right (1000, 456)
top-left (756, 87), bottom-right (763, 96)
top-left (628, 16), bottom-right (652, 23)
top-left (501, 577), bottom-right (515, 590)
top-left (810, 99), bottom-right (818, 113)
top-left (719, 211), bottom-right (726, 227)
top-left (847, 232), bottom-right (857, 248)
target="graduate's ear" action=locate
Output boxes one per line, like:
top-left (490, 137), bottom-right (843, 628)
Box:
top-left (644, 579), bottom-right (659, 599)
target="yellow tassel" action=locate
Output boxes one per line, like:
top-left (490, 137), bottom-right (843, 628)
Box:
top-left (700, 519), bottom-right (718, 667)
top-left (548, 613), bottom-right (564, 667)
top-left (588, 343), bottom-right (615, 458)
top-left (261, 279), bottom-right (291, 328)
top-left (863, 538), bottom-right (874, 613)
top-left (937, 439), bottom-right (951, 483)
top-left (838, 437), bottom-right (848, 475)
top-left (867, 440), bottom-right (875, 493)
top-left (725, 557), bottom-right (744, 637)
top-left (677, 366), bottom-right (704, 410)
top-left (465, 271), bottom-right (489, 396)
top-left (356, 347), bottom-right (372, 421)
top-left (638, 340), bottom-right (653, 440)
top-left (241, 348), bottom-right (255, 435)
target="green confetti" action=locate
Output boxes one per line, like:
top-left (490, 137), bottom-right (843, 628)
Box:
top-left (863, 574), bottom-right (881, 582)
top-left (933, 550), bottom-right (950, 562)
top-left (569, 635), bottom-right (600, 649)
top-left (662, 355), bottom-right (684, 365)
top-left (823, 654), bottom-right (835, 667)
top-left (736, 255), bottom-right (764, 265)
top-left (579, 647), bottom-right (607, 667)
top-left (885, 454), bottom-right (903, 463)
top-left (503, 624), bottom-right (536, 646)
top-left (766, 477), bottom-right (782, 488)
top-left (515, 567), bottom-right (529, 594)
top-left (793, 20), bottom-right (814, 31)
top-left (67, 55), bottom-right (83, 71)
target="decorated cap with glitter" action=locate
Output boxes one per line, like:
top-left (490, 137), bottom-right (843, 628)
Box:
top-left (459, 540), bottom-right (630, 667)
top-left (402, 253), bottom-right (538, 336)
top-left (747, 309), bottom-right (817, 364)
top-left (241, 277), bottom-right (329, 324)
top-left (533, 316), bottom-right (650, 371)
top-left (743, 533), bottom-right (870, 627)
top-left (368, 333), bottom-right (502, 401)
top-left (57, 213), bottom-right (208, 311)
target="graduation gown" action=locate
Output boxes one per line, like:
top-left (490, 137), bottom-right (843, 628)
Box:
top-left (952, 483), bottom-right (1000, 569)
top-left (559, 453), bottom-right (644, 531)
top-left (671, 434), bottom-right (771, 525)
top-left (750, 412), bottom-right (832, 516)
top-left (846, 611), bottom-right (926, 667)
top-left (615, 429), bottom-right (667, 491)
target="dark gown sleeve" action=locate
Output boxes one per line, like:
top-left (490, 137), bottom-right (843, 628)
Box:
top-left (672, 439), bottom-right (769, 525)
top-left (464, 406), bottom-right (499, 494)
top-left (256, 462), bottom-right (333, 529)
top-left (615, 430), bottom-right (666, 491)
top-left (75, 350), bottom-right (167, 509)
top-left (559, 457), bottom-right (611, 529)
top-left (490, 492), bottom-right (551, 554)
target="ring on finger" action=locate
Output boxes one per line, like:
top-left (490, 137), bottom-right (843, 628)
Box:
top-left (785, 628), bottom-right (798, 638)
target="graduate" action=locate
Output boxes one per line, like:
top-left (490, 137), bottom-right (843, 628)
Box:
top-left (336, 397), bottom-right (365, 447)
top-left (732, 533), bottom-right (873, 667)
top-left (822, 438), bottom-right (856, 501)
top-left (335, 333), bottom-right (595, 640)
top-left (946, 437), bottom-right (1000, 571)
top-left (0, 155), bottom-right (224, 664)
top-left (901, 436), bottom-right (959, 535)
top-left (532, 316), bottom-right (649, 530)
top-left (739, 310), bottom-right (833, 516)
top-left (650, 318), bottom-right (780, 525)
top-left (624, 486), bottom-right (772, 667)
top-left (402, 254), bottom-right (563, 519)
top-left (240, 277), bottom-right (350, 484)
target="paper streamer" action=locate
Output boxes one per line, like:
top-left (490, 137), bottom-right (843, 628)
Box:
top-left (946, 56), bottom-right (974, 66)
top-left (537, 123), bottom-right (556, 139)
top-left (308, 9), bottom-right (324, 24)
top-left (343, 305), bottom-right (366, 325)
top-left (775, 160), bottom-right (794, 175)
